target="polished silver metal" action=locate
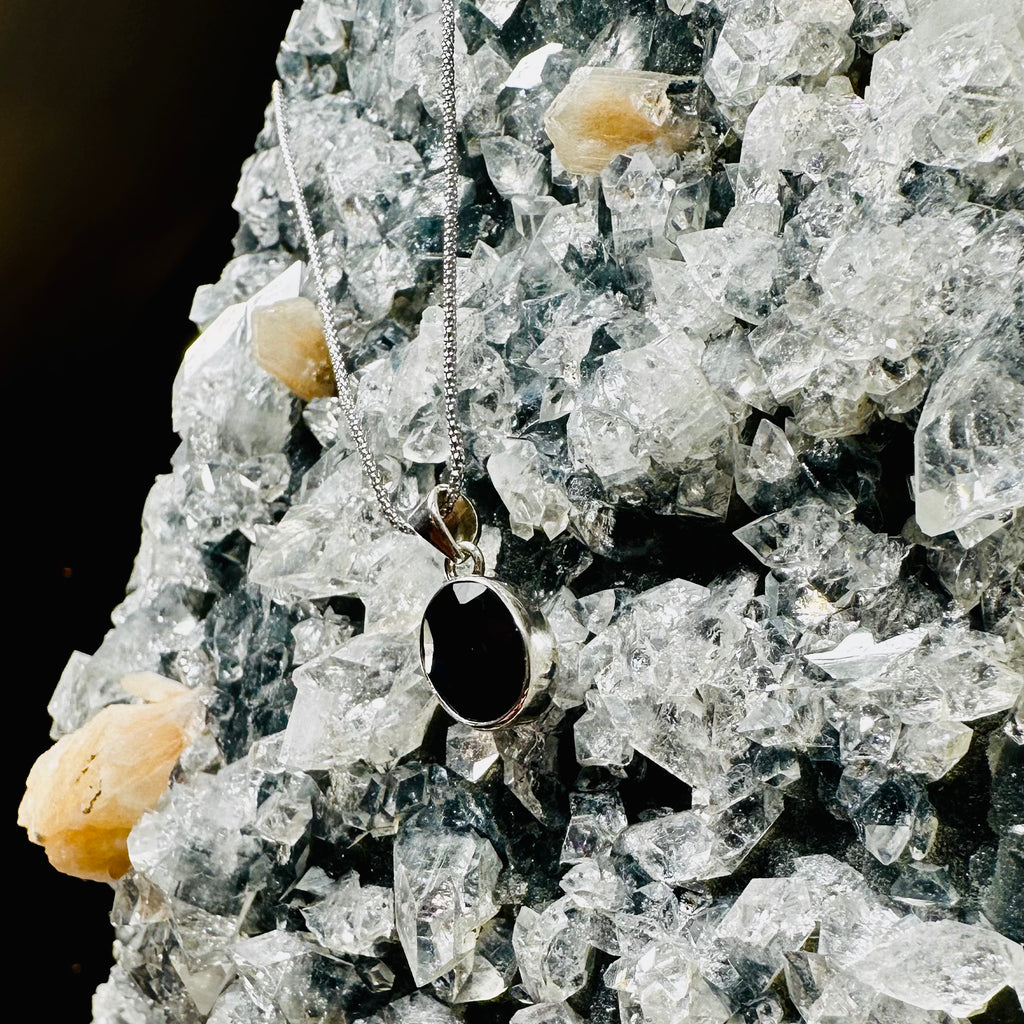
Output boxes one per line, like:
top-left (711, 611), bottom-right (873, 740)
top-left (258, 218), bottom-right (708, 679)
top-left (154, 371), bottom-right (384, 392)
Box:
top-left (444, 540), bottom-right (485, 580)
top-left (270, 0), bottom-right (463, 529)
top-left (274, 10), bottom-right (554, 730)
top-left (437, 0), bottom-right (465, 516)
top-left (409, 484), bottom-right (479, 563)
top-left (420, 576), bottom-right (555, 730)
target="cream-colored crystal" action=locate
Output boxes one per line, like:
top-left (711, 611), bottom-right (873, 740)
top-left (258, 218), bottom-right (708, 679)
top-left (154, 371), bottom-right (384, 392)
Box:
top-left (544, 67), bottom-right (698, 175)
top-left (252, 296), bottom-right (336, 401)
top-left (18, 673), bottom-right (203, 883)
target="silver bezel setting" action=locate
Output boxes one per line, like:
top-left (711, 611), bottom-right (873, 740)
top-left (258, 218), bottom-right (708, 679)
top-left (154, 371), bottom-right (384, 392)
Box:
top-left (420, 574), bottom-right (553, 730)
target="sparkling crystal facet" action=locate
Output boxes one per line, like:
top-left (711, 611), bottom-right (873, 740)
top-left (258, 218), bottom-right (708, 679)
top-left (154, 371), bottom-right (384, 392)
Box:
top-left (27, 1), bottom-right (1024, 1020)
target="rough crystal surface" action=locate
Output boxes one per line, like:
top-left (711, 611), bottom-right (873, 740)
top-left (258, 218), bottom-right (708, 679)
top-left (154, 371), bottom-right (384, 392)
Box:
top-left (279, 631), bottom-right (436, 770)
top-left (300, 871), bottom-right (395, 956)
top-left (706, 0), bottom-right (855, 133)
top-left (393, 809), bottom-right (502, 987)
top-left (31, 1), bottom-right (1024, 1022)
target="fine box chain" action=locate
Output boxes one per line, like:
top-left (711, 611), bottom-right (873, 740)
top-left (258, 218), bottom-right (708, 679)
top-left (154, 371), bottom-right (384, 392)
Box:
top-left (271, 0), bottom-right (465, 531)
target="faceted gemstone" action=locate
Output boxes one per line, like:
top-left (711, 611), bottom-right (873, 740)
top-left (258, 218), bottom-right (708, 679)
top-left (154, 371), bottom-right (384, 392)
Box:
top-left (421, 578), bottom-right (530, 727)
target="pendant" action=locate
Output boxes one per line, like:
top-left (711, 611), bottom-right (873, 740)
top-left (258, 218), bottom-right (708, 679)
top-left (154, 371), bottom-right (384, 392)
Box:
top-left (412, 486), bottom-right (553, 730)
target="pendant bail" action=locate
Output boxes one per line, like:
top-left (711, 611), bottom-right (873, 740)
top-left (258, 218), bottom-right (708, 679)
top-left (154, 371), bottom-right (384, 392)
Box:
top-left (410, 485), bottom-right (480, 563)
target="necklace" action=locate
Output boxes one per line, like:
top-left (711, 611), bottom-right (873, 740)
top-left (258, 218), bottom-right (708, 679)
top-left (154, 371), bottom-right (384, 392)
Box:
top-left (271, 1), bottom-right (552, 730)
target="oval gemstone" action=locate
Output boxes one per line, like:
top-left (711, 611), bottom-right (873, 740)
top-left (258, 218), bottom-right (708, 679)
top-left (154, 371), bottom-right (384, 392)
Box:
top-left (420, 578), bottom-right (529, 727)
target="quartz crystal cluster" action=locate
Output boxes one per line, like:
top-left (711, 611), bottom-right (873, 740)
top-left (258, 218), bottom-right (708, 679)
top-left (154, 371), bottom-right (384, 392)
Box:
top-left (44, 0), bottom-right (1024, 1021)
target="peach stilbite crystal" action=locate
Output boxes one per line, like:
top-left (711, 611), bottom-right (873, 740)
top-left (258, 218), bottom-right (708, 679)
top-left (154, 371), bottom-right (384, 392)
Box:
top-left (252, 295), bottom-right (336, 401)
top-left (543, 67), bottom-right (699, 175)
top-left (18, 673), bottom-right (203, 883)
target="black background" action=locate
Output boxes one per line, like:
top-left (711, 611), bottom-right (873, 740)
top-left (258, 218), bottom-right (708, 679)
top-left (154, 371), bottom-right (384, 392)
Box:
top-left (1, 2), bottom-right (295, 1019)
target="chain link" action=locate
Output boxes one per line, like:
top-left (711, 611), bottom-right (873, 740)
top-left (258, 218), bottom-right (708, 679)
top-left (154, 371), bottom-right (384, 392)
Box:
top-left (271, 0), bottom-right (463, 531)
top-left (437, 0), bottom-right (465, 516)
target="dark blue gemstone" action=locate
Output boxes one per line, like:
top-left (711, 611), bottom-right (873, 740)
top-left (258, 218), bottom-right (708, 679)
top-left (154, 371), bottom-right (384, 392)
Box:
top-left (420, 578), bottom-right (529, 727)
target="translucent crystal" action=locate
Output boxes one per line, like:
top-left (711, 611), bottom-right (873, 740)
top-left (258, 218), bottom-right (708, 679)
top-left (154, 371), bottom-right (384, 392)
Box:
top-left (386, 305), bottom-right (516, 465)
top-left (128, 759), bottom-right (314, 918)
top-left (190, 252), bottom-right (294, 329)
top-left (608, 939), bottom-right (733, 1024)
top-left (734, 419), bottom-right (823, 514)
top-left (510, 1003), bottom-right (585, 1024)
top-left (231, 930), bottom-right (361, 1023)
top-left (705, 0), bottom-right (855, 132)
top-left (573, 690), bottom-right (635, 768)
top-left (173, 264), bottom-right (302, 462)
top-left (159, 895), bottom-right (240, 1015)
top-left (914, 320), bottom-right (1024, 536)
top-left (824, 624), bottom-right (1020, 724)
top-left (567, 336), bottom-right (736, 509)
top-left (647, 257), bottom-right (735, 344)
top-left (393, 813), bottom-right (502, 986)
top-left (849, 0), bottom-right (909, 51)
top-left (488, 437), bottom-right (572, 541)
top-left (788, 855), bottom-right (902, 968)
top-left (893, 721), bottom-right (973, 782)
top-left (736, 81), bottom-right (869, 231)
top-left (480, 135), bottom-right (549, 198)
top-left (353, 532), bottom-right (446, 635)
top-left (540, 588), bottom-right (593, 710)
top-left (575, 574), bottom-right (812, 798)
top-left (890, 862), bottom-right (959, 910)
top-left (676, 225), bottom-right (782, 326)
top-left (506, 43), bottom-right (565, 90)
top-left (495, 705), bottom-right (567, 824)
top-left (805, 628), bottom-right (928, 680)
top-left (248, 443), bottom-right (432, 605)
top-left (818, 919), bottom-right (1024, 1020)
top-left (93, 965), bottom-right (176, 1024)
top-left (714, 876), bottom-right (818, 993)
top-left (204, 979), bottom-right (272, 1024)
top-left (524, 321), bottom-right (595, 423)
top-left (866, 0), bottom-right (1024, 177)
top-left (513, 896), bottom-right (594, 1003)
top-left (300, 872), bottom-right (395, 956)
top-left (354, 992), bottom-right (460, 1024)
top-left (836, 769), bottom-right (935, 865)
top-left (446, 722), bottom-right (500, 783)
top-left (614, 789), bottom-right (785, 885)
top-left (735, 501), bottom-right (904, 611)
top-left (600, 151), bottom-right (706, 263)
top-left (291, 609), bottom-right (355, 665)
top-left (278, 631), bottom-right (436, 772)
top-left (560, 790), bottom-right (628, 865)
top-left (276, 1), bottom-right (350, 95)
top-left (47, 589), bottom-right (208, 737)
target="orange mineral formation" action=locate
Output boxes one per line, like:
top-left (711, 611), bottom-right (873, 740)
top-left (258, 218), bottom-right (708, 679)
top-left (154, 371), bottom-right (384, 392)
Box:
top-left (18, 673), bottom-right (203, 883)
top-left (252, 295), bottom-right (337, 401)
top-left (544, 66), bottom-right (699, 176)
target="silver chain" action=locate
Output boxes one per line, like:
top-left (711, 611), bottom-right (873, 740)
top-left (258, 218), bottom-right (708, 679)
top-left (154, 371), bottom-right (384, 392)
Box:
top-left (271, 0), bottom-right (464, 531)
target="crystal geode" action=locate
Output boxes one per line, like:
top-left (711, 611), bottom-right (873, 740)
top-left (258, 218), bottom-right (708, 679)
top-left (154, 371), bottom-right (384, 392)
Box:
top-left (28, 0), bottom-right (1024, 1022)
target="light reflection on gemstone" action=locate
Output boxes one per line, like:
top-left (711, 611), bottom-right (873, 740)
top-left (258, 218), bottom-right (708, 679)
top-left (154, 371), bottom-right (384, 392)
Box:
top-left (421, 576), bottom-right (530, 728)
